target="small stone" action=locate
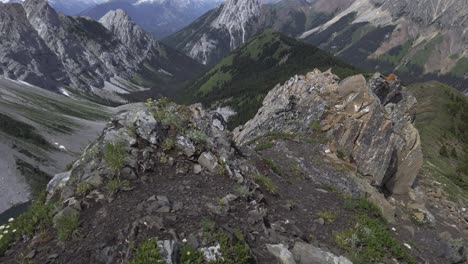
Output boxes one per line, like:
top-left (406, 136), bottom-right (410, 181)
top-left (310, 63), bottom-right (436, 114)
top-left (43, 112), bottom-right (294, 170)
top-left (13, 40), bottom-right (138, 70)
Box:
top-left (266, 244), bottom-right (296, 264)
top-left (315, 218), bottom-right (325, 225)
top-left (194, 164), bottom-right (202, 174)
top-left (156, 206), bottom-right (171, 213)
top-left (157, 195), bottom-right (169, 204)
top-left (26, 250), bottom-right (37, 259)
top-left (198, 152), bottom-right (219, 173)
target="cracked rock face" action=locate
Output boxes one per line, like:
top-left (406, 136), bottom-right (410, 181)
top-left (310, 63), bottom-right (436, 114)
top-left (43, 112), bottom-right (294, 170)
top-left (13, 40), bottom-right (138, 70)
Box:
top-left (235, 69), bottom-right (423, 195)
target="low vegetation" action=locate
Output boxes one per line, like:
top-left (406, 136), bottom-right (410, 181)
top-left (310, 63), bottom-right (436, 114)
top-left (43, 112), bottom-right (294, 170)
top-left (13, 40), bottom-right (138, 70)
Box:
top-left (336, 196), bottom-right (414, 264)
top-left (179, 244), bottom-right (204, 263)
top-left (408, 82), bottom-right (468, 200)
top-left (0, 194), bottom-right (54, 256)
top-left (105, 177), bottom-right (131, 197)
top-left (54, 211), bottom-right (80, 242)
top-left (203, 226), bottom-right (252, 264)
top-left (129, 239), bottom-right (164, 264)
top-left (263, 158), bottom-right (281, 175)
top-left (253, 174), bottom-right (278, 194)
top-left (103, 142), bottom-right (127, 174)
top-left (317, 210), bottom-right (337, 223)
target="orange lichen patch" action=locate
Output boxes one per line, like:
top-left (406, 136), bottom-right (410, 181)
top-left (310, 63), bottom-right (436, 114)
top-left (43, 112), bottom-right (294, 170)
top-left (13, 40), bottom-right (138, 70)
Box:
top-left (386, 73), bottom-right (397, 83)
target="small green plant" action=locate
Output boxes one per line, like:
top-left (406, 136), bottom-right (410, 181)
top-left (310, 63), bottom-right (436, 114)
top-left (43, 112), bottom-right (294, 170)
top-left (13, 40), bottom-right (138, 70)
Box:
top-left (162, 138), bottom-right (175, 151)
top-left (344, 196), bottom-right (383, 219)
top-left (317, 210), bottom-right (337, 223)
top-left (291, 162), bottom-right (305, 179)
top-left (179, 245), bottom-right (204, 264)
top-left (323, 184), bottom-right (338, 193)
top-left (336, 150), bottom-right (346, 160)
top-left (263, 158), bottom-right (281, 175)
top-left (310, 120), bottom-right (321, 132)
top-left (104, 142), bottom-right (127, 174)
top-left (254, 141), bottom-right (274, 151)
top-left (55, 212), bottom-right (80, 241)
top-left (265, 131), bottom-right (295, 140)
top-left (129, 239), bottom-right (164, 264)
top-left (253, 174), bottom-right (278, 194)
top-left (159, 155), bottom-right (168, 164)
top-left (76, 182), bottom-right (93, 196)
top-left (204, 228), bottom-right (252, 264)
top-left (234, 185), bottom-right (250, 198)
top-left (105, 177), bottom-right (130, 196)
top-left (186, 129), bottom-right (208, 144)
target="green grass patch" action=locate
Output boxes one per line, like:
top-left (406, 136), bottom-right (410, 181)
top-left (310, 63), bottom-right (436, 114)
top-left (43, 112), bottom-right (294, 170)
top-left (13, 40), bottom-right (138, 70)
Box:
top-left (263, 158), bottom-right (281, 175)
top-left (203, 227), bottom-right (252, 264)
top-left (335, 214), bottom-right (414, 264)
top-left (253, 174), bottom-right (278, 194)
top-left (336, 196), bottom-right (414, 263)
top-left (105, 177), bottom-right (130, 197)
top-left (317, 210), bottom-right (337, 223)
top-left (129, 239), bottom-right (164, 264)
top-left (103, 142), bottom-right (127, 174)
top-left (55, 210), bottom-right (80, 242)
top-left (254, 141), bottom-right (274, 151)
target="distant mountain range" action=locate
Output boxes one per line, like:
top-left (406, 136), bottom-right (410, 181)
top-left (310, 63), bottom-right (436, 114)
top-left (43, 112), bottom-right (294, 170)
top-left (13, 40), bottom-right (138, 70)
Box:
top-left (0, 0), bottom-right (108, 14)
top-left (0, 0), bottom-right (204, 102)
top-left (80, 0), bottom-right (224, 38)
top-left (164, 0), bottom-right (468, 92)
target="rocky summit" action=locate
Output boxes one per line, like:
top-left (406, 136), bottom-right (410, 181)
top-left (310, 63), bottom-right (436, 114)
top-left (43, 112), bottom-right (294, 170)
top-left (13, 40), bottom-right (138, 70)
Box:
top-left (1, 70), bottom-right (466, 264)
top-left (235, 70), bottom-right (423, 195)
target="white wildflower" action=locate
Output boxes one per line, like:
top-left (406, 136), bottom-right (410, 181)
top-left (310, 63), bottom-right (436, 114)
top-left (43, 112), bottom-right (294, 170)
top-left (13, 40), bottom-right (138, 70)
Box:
top-left (404, 243), bottom-right (411, 250)
top-left (0, 235), bottom-right (3, 240)
top-left (3, 230), bottom-right (8, 234)
top-left (182, 238), bottom-right (188, 243)
top-left (8, 218), bottom-right (14, 223)
top-left (12, 229), bottom-right (16, 233)
top-left (0, 225), bottom-right (4, 230)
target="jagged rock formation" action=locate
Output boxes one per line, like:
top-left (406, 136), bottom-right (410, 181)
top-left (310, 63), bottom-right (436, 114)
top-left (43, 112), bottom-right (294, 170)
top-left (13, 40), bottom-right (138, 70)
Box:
top-left (235, 70), bottom-right (423, 194)
top-left (0, 3), bottom-right (68, 92)
top-left (99, 9), bottom-right (161, 63)
top-left (0, 0), bottom-right (203, 100)
top-left (163, 0), bottom-right (262, 65)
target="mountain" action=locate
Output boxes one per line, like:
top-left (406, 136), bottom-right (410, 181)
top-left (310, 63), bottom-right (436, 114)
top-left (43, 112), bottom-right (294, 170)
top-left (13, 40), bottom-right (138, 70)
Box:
top-left (179, 30), bottom-right (360, 127)
top-left (164, 0), bottom-right (468, 91)
top-left (80, 0), bottom-right (223, 39)
top-left (0, 0), bottom-right (108, 14)
top-left (163, 0), bottom-right (263, 66)
top-left (1, 70), bottom-right (466, 263)
top-left (0, 1), bottom-right (204, 103)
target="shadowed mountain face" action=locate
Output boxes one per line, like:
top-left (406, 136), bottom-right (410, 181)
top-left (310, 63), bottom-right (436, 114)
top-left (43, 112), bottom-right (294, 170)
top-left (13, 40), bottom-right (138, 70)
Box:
top-left (164, 0), bottom-right (467, 92)
top-left (80, 0), bottom-right (223, 39)
top-left (0, 0), bottom-right (204, 103)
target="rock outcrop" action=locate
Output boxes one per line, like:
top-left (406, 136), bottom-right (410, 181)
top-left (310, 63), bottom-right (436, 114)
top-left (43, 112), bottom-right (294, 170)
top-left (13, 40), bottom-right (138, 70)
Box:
top-left (235, 69), bottom-right (423, 194)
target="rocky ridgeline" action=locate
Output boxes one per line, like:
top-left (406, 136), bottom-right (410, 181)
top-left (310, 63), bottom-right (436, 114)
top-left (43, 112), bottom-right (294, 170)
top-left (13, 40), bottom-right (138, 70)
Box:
top-left (5, 70), bottom-right (464, 263)
top-left (235, 69), bottom-right (423, 195)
